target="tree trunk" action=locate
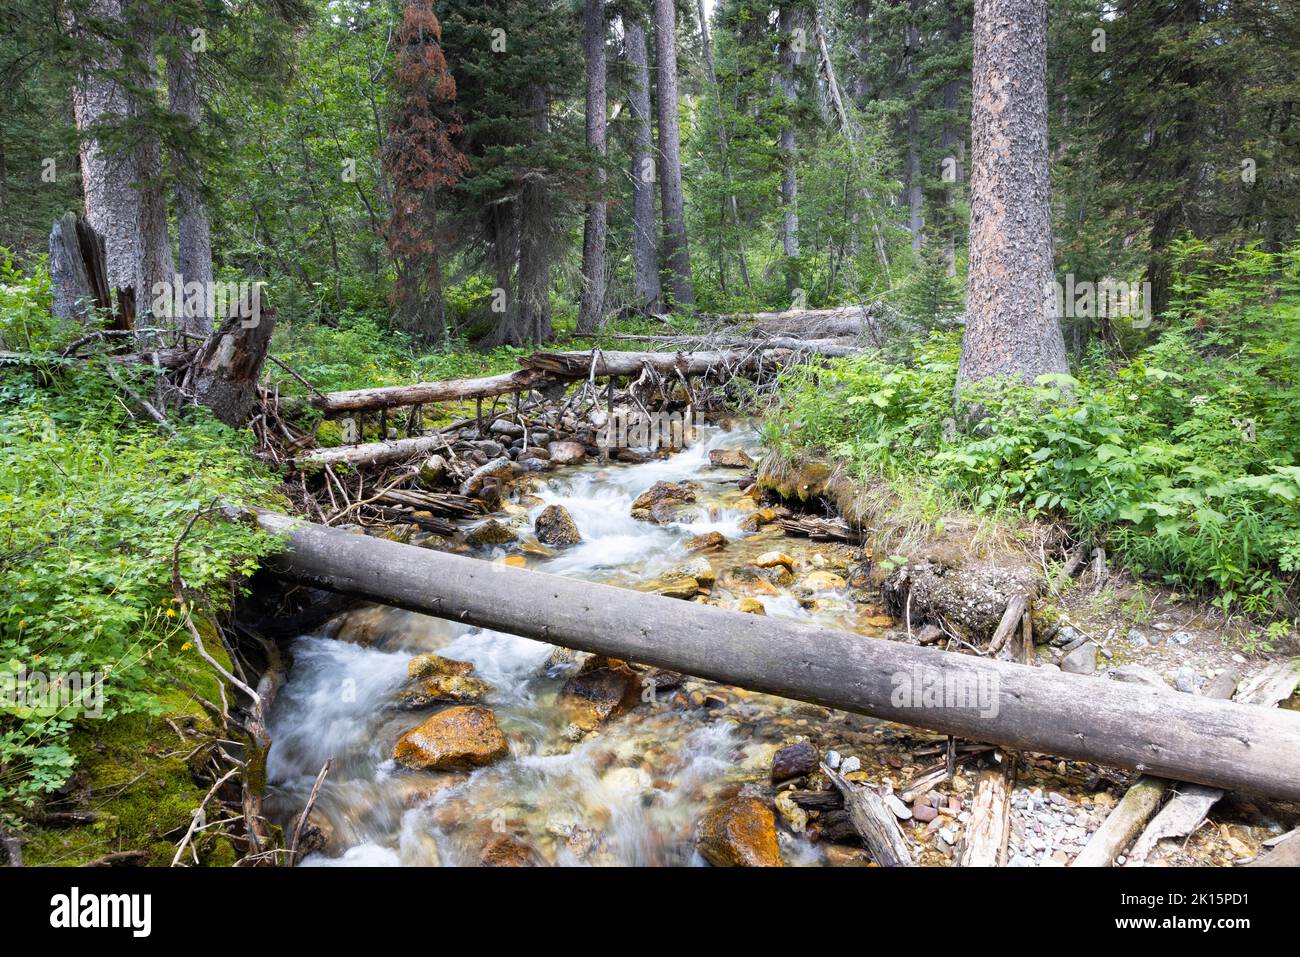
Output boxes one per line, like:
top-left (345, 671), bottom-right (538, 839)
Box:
top-left (957, 0), bottom-right (1068, 388)
top-left (906, 0), bottom-right (924, 254)
top-left (128, 15), bottom-right (176, 326)
top-left (625, 19), bottom-right (663, 312)
top-left (653, 0), bottom-right (694, 308)
top-left (511, 84), bottom-right (554, 346)
top-left (940, 1), bottom-right (965, 277)
top-left (166, 20), bottom-right (215, 338)
top-left (191, 312), bottom-right (276, 426)
top-left (68, 0), bottom-right (142, 298)
top-left (778, 6), bottom-right (801, 286)
top-left (49, 212), bottom-right (113, 325)
top-left (576, 0), bottom-right (609, 335)
top-left (253, 510), bottom-right (1300, 802)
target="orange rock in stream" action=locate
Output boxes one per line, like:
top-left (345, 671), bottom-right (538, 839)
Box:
top-left (393, 706), bottom-right (509, 771)
top-left (697, 797), bottom-right (783, 867)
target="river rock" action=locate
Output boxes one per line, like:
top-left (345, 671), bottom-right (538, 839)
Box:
top-left (631, 480), bottom-right (698, 523)
top-left (548, 441), bottom-right (587, 466)
top-left (480, 834), bottom-right (538, 866)
top-left (534, 504), bottom-right (582, 546)
top-left (397, 673), bottom-right (493, 708)
top-left (393, 706), bottom-right (509, 771)
top-left (408, 654), bottom-right (475, 680)
top-left (668, 556), bottom-right (716, 586)
top-left (771, 740), bottom-right (818, 783)
top-left (418, 454), bottom-right (448, 486)
top-left (753, 551), bottom-right (795, 572)
top-left (460, 456), bottom-right (516, 498)
top-left (697, 797), bottom-right (783, 867)
top-left (558, 656), bottom-right (643, 730)
top-left (464, 518), bottom-right (516, 547)
top-left (823, 845), bottom-right (870, 867)
top-left (709, 448), bottom-right (755, 469)
top-left (774, 791), bottom-right (808, 832)
top-left (687, 531), bottom-right (728, 553)
top-left (1060, 641), bottom-right (1098, 675)
top-left (796, 570), bottom-right (847, 594)
top-left (646, 575), bottom-right (701, 599)
top-left (489, 420), bottom-right (524, 438)
top-left (738, 507), bottom-right (779, 532)
top-left (737, 597), bottom-right (766, 616)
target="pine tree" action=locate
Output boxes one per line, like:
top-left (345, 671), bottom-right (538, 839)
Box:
top-left (384, 0), bottom-right (468, 344)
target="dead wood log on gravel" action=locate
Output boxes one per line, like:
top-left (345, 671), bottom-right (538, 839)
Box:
top-left (821, 762), bottom-right (913, 866)
top-left (1072, 668), bottom-right (1241, 867)
top-left (249, 510), bottom-right (1300, 801)
top-left (1122, 663), bottom-right (1298, 866)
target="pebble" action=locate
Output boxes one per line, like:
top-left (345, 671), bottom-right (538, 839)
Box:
top-left (1173, 666), bottom-right (1200, 693)
top-left (938, 827), bottom-right (956, 846)
top-left (1167, 630), bottom-right (1194, 645)
top-left (1127, 629), bottom-right (1148, 647)
top-left (912, 804), bottom-right (938, 823)
top-left (825, 750), bottom-right (842, 770)
top-left (1048, 791), bottom-right (1067, 807)
top-left (840, 755), bottom-right (861, 774)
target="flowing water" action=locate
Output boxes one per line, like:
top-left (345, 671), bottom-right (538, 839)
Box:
top-left (265, 425), bottom-right (901, 866)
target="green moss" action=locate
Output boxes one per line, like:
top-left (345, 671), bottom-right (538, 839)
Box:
top-left (21, 628), bottom-right (241, 867)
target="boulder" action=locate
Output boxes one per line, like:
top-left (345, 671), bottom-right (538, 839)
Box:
top-left (667, 556), bottom-right (716, 587)
top-left (547, 441), bottom-right (588, 466)
top-left (753, 551), bottom-right (795, 572)
top-left (709, 448), bottom-right (755, 469)
top-left (396, 673), bottom-right (493, 708)
top-left (697, 797), bottom-right (783, 867)
top-left (796, 570), bottom-right (847, 594)
top-left (558, 656), bottom-right (643, 731)
top-left (631, 481), bottom-right (699, 524)
top-left (687, 531), bottom-right (728, 553)
top-left (408, 654), bottom-right (474, 680)
top-left (489, 420), bottom-right (525, 438)
top-left (534, 504), bottom-right (582, 546)
top-left (771, 740), bottom-right (818, 783)
top-left (464, 518), bottom-right (516, 548)
top-left (480, 834), bottom-right (538, 867)
top-left (417, 454), bottom-right (448, 486)
top-left (1060, 641), bottom-right (1098, 675)
top-left (393, 706), bottom-right (509, 771)
top-left (459, 456), bottom-right (517, 498)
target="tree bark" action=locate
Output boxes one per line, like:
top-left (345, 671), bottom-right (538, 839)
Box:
top-left (940, 1), bottom-right (966, 277)
top-left (653, 0), bottom-right (694, 308)
top-left (577, 0), bottom-right (609, 335)
top-left (957, 0), bottom-right (1068, 388)
top-left (515, 83), bottom-right (554, 345)
top-left (778, 6), bottom-right (801, 285)
top-left (166, 20), bottom-right (214, 338)
top-left (625, 19), bottom-right (663, 312)
top-left (68, 0), bottom-right (142, 297)
top-left (49, 212), bottom-right (113, 325)
top-left (905, 0), bottom-right (924, 254)
top-left (252, 510), bottom-right (1300, 801)
top-left (191, 312), bottom-right (276, 426)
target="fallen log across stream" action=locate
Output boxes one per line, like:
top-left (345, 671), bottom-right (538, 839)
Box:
top-left (309, 347), bottom-right (798, 416)
top-left (250, 510), bottom-right (1300, 801)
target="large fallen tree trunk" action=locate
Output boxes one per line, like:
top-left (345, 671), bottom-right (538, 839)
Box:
top-left (610, 334), bottom-right (863, 358)
top-left (310, 368), bottom-right (556, 416)
top-left (250, 510), bottom-right (1300, 800)
top-left (311, 348), bottom-right (801, 417)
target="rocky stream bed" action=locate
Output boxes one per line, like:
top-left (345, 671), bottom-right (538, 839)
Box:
top-left (262, 424), bottom-right (1298, 867)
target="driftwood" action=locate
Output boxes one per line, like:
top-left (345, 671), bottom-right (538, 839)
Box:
top-left (292, 434), bottom-right (450, 471)
top-left (958, 756), bottom-right (1016, 866)
top-left (311, 368), bottom-right (555, 416)
top-left (250, 510), bottom-right (1300, 800)
top-left (777, 515), bottom-right (859, 542)
top-left (1245, 831), bottom-right (1300, 867)
top-left (1072, 668), bottom-right (1240, 867)
top-left (821, 763), bottom-right (912, 866)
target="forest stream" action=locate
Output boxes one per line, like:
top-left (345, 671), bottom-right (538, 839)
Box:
top-left (262, 424), bottom-right (904, 867)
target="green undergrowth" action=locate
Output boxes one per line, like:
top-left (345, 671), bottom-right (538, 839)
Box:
top-left (767, 239), bottom-right (1300, 623)
top-left (0, 265), bottom-right (283, 835)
